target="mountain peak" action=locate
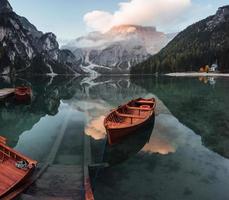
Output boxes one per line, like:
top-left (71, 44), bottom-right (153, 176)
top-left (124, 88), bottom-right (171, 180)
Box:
top-left (217, 5), bottom-right (229, 17)
top-left (0, 0), bottom-right (13, 13)
top-left (108, 24), bottom-right (156, 34)
top-left (206, 5), bottom-right (229, 30)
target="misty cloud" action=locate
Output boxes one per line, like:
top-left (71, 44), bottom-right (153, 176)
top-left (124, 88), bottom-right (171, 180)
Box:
top-left (84, 0), bottom-right (192, 32)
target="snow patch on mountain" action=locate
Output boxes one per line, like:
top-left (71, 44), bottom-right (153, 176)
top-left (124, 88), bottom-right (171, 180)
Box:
top-left (63, 25), bottom-right (176, 74)
top-left (0, 0), bottom-right (83, 75)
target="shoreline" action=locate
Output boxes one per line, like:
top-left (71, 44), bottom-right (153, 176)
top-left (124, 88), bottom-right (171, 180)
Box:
top-left (166, 72), bottom-right (229, 77)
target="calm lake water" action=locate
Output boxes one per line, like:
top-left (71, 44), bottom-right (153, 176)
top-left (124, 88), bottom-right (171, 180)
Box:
top-left (0, 75), bottom-right (229, 200)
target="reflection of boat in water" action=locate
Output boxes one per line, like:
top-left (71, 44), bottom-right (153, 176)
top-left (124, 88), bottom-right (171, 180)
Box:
top-left (15, 87), bottom-right (32, 102)
top-left (0, 136), bottom-right (37, 198)
top-left (104, 98), bottom-right (156, 145)
top-left (103, 114), bottom-right (155, 166)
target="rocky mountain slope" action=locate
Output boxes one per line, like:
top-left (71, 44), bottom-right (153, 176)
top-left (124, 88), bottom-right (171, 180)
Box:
top-left (63, 25), bottom-right (175, 74)
top-left (131, 5), bottom-right (229, 74)
top-left (0, 0), bottom-right (83, 75)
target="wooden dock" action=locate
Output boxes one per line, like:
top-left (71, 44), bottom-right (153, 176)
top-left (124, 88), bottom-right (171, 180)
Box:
top-left (18, 120), bottom-right (93, 199)
top-left (84, 131), bottom-right (95, 200)
top-left (0, 88), bottom-right (15, 100)
top-left (1, 108), bottom-right (95, 200)
top-left (20, 165), bottom-right (83, 200)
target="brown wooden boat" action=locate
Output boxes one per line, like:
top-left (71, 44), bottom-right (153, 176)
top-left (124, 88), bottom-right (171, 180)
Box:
top-left (0, 88), bottom-right (15, 101)
top-left (14, 87), bottom-right (32, 102)
top-left (104, 98), bottom-right (156, 145)
top-left (0, 136), bottom-right (37, 198)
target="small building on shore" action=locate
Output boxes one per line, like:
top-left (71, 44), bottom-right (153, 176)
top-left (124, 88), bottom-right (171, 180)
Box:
top-left (199, 65), bottom-right (209, 73)
top-left (209, 63), bottom-right (218, 72)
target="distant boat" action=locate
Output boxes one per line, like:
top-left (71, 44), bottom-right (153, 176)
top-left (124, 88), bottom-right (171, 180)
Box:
top-left (0, 136), bottom-right (37, 198)
top-left (0, 88), bottom-right (15, 101)
top-left (104, 98), bottom-right (156, 145)
top-left (15, 87), bottom-right (32, 102)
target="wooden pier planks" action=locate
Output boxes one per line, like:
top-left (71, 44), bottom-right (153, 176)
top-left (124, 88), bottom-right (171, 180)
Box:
top-left (2, 111), bottom-right (95, 199)
top-left (19, 112), bottom-right (86, 200)
top-left (20, 165), bottom-right (83, 199)
top-left (0, 88), bottom-right (15, 100)
top-left (84, 132), bottom-right (95, 200)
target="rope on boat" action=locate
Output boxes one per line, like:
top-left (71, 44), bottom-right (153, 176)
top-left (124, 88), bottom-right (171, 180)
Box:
top-left (15, 160), bottom-right (29, 169)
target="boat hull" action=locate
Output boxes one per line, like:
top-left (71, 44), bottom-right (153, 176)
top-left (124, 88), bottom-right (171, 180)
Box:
top-left (0, 167), bottom-right (35, 198)
top-left (14, 87), bottom-right (32, 102)
top-left (104, 114), bottom-right (155, 165)
top-left (106, 112), bottom-right (155, 145)
top-left (0, 137), bottom-right (37, 198)
top-left (15, 93), bottom-right (31, 102)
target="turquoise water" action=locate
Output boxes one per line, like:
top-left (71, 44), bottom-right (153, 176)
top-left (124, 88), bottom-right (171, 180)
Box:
top-left (0, 75), bottom-right (229, 200)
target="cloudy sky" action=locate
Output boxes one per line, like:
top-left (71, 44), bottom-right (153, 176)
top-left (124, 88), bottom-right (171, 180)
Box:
top-left (9, 0), bottom-right (228, 41)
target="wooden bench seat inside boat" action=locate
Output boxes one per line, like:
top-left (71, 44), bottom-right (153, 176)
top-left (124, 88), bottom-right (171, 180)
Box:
top-left (104, 97), bottom-right (156, 144)
top-left (126, 104), bottom-right (152, 111)
top-left (106, 102), bottom-right (154, 128)
top-left (137, 100), bottom-right (155, 104)
top-left (0, 158), bottom-right (26, 194)
top-left (0, 136), bottom-right (37, 198)
top-left (127, 98), bottom-right (155, 109)
top-left (0, 151), bottom-right (30, 195)
top-left (106, 110), bottom-right (148, 128)
top-left (115, 111), bottom-right (145, 119)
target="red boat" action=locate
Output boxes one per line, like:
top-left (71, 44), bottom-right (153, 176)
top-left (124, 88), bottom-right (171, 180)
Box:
top-left (14, 87), bottom-right (32, 102)
top-left (104, 98), bottom-right (156, 145)
top-left (0, 136), bottom-right (37, 198)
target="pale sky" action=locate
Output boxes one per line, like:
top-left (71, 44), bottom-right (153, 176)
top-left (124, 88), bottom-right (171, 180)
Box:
top-left (9, 0), bottom-right (228, 42)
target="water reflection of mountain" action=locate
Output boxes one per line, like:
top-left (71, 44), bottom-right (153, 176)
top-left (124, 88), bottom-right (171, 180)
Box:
top-left (0, 75), bottom-right (152, 146)
top-left (0, 76), bottom-right (79, 146)
top-left (74, 75), bottom-right (152, 106)
top-left (103, 115), bottom-right (155, 166)
top-left (131, 76), bottom-right (229, 158)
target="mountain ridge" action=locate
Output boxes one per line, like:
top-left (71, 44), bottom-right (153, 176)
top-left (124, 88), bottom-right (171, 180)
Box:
top-left (63, 24), bottom-right (175, 74)
top-left (131, 5), bottom-right (229, 74)
top-left (0, 0), bottom-right (83, 75)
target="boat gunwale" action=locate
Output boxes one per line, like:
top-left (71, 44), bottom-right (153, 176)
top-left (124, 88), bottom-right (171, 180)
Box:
top-left (15, 87), bottom-right (31, 96)
top-left (104, 112), bottom-right (154, 130)
top-left (0, 143), bottom-right (37, 166)
top-left (0, 139), bottom-right (37, 198)
top-left (104, 98), bottom-right (156, 130)
top-left (0, 164), bottom-right (35, 198)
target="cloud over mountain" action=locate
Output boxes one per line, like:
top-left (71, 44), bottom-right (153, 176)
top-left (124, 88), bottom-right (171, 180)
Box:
top-left (84, 0), bottom-right (191, 32)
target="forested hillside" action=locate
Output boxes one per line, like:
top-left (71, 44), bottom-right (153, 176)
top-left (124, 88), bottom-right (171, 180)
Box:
top-left (131, 6), bottom-right (229, 74)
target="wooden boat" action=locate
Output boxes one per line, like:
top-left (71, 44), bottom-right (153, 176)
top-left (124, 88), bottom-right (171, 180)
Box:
top-left (104, 98), bottom-right (156, 145)
top-left (0, 136), bottom-right (37, 198)
top-left (103, 114), bottom-right (155, 165)
top-left (0, 88), bottom-right (15, 101)
top-left (14, 87), bottom-right (32, 102)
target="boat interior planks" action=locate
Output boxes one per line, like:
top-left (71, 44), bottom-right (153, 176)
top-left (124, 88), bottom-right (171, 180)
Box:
top-left (0, 136), bottom-right (37, 198)
top-left (104, 98), bottom-right (156, 145)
